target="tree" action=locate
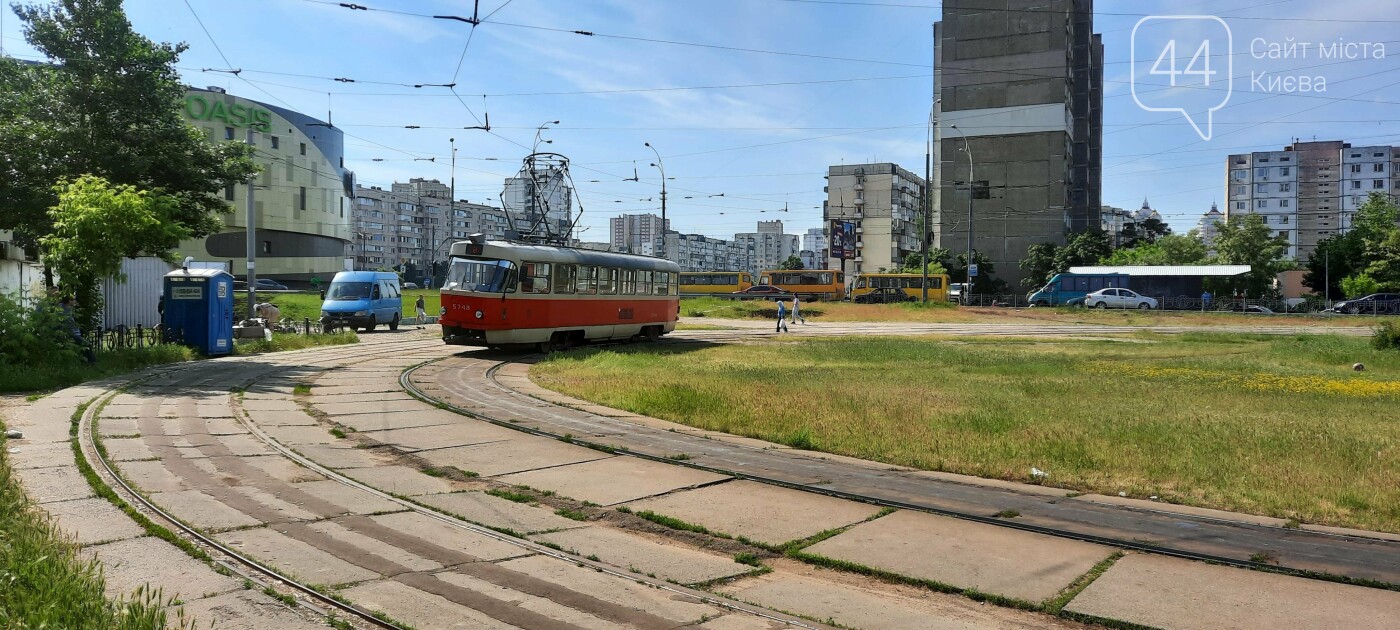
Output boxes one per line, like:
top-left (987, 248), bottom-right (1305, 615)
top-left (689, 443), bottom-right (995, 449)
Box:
top-left (1209, 214), bottom-right (1291, 297)
top-left (1017, 231), bottom-right (1114, 290)
top-left (1139, 217), bottom-right (1172, 243)
top-left (1100, 232), bottom-right (1207, 266)
top-left (0, 0), bottom-right (257, 255)
top-left (1341, 273), bottom-right (1381, 299)
top-left (40, 176), bottom-right (191, 333)
top-left (1304, 193), bottom-right (1400, 298)
top-left (1303, 231), bottom-right (1364, 300)
top-left (1018, 242), bottom-right (1061, 289)
top-left (899, 252), bottom-right (946, 275)
top-left (778, 255), bottom-right (804, 270)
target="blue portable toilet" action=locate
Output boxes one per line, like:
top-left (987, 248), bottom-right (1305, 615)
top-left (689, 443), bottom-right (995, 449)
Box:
top-left (162, 267), bottom-right (235, 356)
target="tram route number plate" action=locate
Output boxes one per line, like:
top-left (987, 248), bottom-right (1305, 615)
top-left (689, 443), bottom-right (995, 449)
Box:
top-left (618, 308), bottom-right (634, 320)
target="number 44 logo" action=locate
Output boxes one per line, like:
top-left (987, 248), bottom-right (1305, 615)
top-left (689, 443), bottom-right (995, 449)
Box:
top-left (1151, 39), bottom-right (1217, 86)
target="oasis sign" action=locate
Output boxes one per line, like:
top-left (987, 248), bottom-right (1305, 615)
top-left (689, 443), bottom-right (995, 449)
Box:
top-left (184, 94), bottom-right (271, 132)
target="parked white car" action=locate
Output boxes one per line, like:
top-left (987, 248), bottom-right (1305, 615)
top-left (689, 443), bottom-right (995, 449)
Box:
top-left (1085, 288), bottom-right (1157, 310)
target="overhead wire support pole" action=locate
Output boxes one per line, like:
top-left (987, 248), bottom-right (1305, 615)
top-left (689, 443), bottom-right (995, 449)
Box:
top-left (645, 142), bottom-right (666, 260)
top-left (245, 129), bottom-right (258, 320)
top-left (949, 124), bottom-right (974, 303)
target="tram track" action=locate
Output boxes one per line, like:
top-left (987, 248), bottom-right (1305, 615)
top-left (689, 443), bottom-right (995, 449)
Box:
top-left (401, 348), bottom-right (1400, 591)
top-left (74, 336), bottom-right (821, 630)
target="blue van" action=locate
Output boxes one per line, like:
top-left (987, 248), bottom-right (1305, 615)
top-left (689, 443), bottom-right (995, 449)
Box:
top-left (1028, 273), bottom-right (1129, 306)
top-left (320, 271), bottom-right (402, 332)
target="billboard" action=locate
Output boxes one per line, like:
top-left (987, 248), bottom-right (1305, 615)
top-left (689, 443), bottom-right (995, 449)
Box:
top-left (829, 220), bottom-right (856, 260)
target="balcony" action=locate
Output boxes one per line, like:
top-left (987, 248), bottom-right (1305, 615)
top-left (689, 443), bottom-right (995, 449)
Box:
top-left (853, 197), bottom-right (865, 205)
top-left (855, 241), bottom-right (864, 248)
top-left (855, 226), bottom-right (863, 234)
top-left (854, 183), bottom-right (864, 192)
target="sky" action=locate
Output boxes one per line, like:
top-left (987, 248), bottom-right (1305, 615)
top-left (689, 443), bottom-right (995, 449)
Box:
top-left (4, 0), bottom-right (1399, 242)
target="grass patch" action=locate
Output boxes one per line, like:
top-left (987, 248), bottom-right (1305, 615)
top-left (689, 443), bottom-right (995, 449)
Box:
top-left (292, 383), bottom-right (312, 395)
top-left (236, 289), bottom-right (440, 324)
top-left (0, 345), bottom-right (194, 394)
top-left (1, 417), bottom-right (183, 629)
top-left (233, 331), bottom-right (358, 355)
top-left (329, 427), bottom-right (347, 439)
top-left (628, 509), bottom-right (733, 539)
top-left (554, 508), bottom-right (589, 521)
top-left (485, 488), bottom-right (534, 503)
top-left (993, 509), bottom-right (1021, 519)
top-left (532, 334), bottom-right (1400, 533)
top-left (1044, 552), bottom-right (1123, 615)
top-left (733, 552), bottom-right (764, 567)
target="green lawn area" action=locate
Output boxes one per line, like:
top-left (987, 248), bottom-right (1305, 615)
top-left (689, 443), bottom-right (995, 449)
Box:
top-left (239, 289), bottom-right (440, 323)
top-left (531, 333), bottom-right (1400, 533)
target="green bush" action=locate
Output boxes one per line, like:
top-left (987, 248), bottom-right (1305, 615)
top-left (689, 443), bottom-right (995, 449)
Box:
top-left (0, 293), bottom-right (83, 369)
top-left (1374, 321), bottom-right (1400, 351)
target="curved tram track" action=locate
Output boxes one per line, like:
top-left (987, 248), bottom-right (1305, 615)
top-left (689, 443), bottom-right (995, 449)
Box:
top-left (75, 337), bottom-right (818, 630)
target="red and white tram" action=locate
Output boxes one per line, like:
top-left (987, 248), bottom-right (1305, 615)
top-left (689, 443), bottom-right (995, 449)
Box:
top-left (439, 237), bottom-right (681, 350)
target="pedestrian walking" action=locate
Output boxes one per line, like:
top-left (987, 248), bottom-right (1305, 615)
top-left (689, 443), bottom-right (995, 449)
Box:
top-left (791, 295), bottom-right (806, 325)
top-left (775, 299), bottom-right (789, 333)
top-left (1201, 290), bottom-right (1211, 311)
top-left (415, 294), bottom-right (427, 327)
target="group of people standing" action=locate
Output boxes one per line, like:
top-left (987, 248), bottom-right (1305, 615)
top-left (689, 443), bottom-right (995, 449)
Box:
top-left (774, 295), bottom-right (806, 333)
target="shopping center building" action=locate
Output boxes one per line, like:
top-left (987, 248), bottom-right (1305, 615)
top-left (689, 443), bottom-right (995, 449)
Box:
top-left (178, 87), bottom-right (353, 283)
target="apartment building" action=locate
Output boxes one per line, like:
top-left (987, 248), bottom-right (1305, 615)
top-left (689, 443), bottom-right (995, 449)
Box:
top-left (933, 0), bottom-right (1103, 286)
top-left (657, 233), bottom-right (744, 272)
top-left (1225, 140), bottom-right (1400, 260)
top-left (800, 227), bottom-right (827, 270)
top-left (823, 164), bottom-right (924, 273)
top-left (351, 181), bottom-right (508, 273)
top-left (610, 213), bottom-right (669, 254)
top-left (502, 161), bottom-right (574, 241)
top-left (735, 220), bottom-right (799, 274)
top-left (1197, 203), bottom-right (1223, 256)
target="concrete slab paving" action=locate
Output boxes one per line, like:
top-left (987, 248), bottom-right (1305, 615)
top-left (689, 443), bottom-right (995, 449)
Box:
top-left (229, 485), bottom-right (323, 523)
top-left (6, 441), bottom-right (76, 470)
top-left (499, 456), bottom-right (728, 506)
top-left (103, 437), bottom-right (157, 461)
top-left (432, 570), bottom-right (620, 629)
top-left (627, 480), bottom-right (884, 546)
top-left (261, 424), bottom-right (340, 445)
top-left (289, 442), bottom-right (389, 467)
top-left (305, 520), bottom-right (443, 573)
top-left (416, 491), bottom-right (586, 534)
top-left (305, 383), bottom-right (407, 396)
top-left (13, 465), bottom-right (94, 504)
top-left (147, 490), bottom-right (263, 530)
top-left (237, 455), bottom-right (326, 484)
top-left (419, 436), bottom-right (612, 478)
top-left (696, 614), bottom-right (793, 630)
top-left (337, 578), bottom-right (518, 630)
top-left (43, 497), bottom-right (145, 545)
top-left (310, 391), bottom-right (415, 403)
top-left (172, 590), bottom-right (326, 630)
top-left (499, 554), bottom-right (720, 623)
top-left (289, 479), bottom-right (404, 516)
top-left (242, 409), bottom-right (320, 426)
top-left (240, 399), bottom-right (303, 412)
top-left (719, 569), bottom-right (1081, 630)
top-left (343, 465), bottom-right (459, 496)
top-left (363, 511), bottom-right (528, 561)
top-left (534, 526), bottom-right (753, 585)
top-left (114, 459), bottom-right (190, 493)
top-left (215, 526), bottom-right (381, 586)
top-left (12, 405), bottom-right (79, 442)
top-left (359, 422), bottom-right (519, 452)
top-left (214, 433), bottom-right (278, 457)
top-left (329, 409), bottom-right (466, 433)
top-left (176, 417), bottom-right (247, 436)
top-left (314, 399), bottom-right (430, 416)
top-left (1064, 553), bottom-right (1400, 630)
top-left (804, 510), bottom-right (1112, 603)
top-left (90, 536), bottom-right (242, 601)
top-left (97, 416), bottom-right (142, 437)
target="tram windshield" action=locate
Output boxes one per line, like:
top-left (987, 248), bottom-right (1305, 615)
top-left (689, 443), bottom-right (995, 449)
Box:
top-left (444, 257), bottom-right (516, 293)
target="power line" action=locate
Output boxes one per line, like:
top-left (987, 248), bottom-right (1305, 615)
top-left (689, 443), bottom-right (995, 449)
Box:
top-left (770, 0), bottom-right (1400, 23)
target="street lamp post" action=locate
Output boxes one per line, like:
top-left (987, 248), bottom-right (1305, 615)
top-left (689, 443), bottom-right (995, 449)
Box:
top-left (644, 142), bottom-right (667, 260)
top-left (923, 97), bottom-right (941, 303)
top-left (949, 124), bottom-right (974, 302)
top-left (533, 121), bottom-right (559, 154)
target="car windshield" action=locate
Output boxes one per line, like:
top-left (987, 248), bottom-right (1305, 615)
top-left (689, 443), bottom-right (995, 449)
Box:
top-left (326, 281), bottom-right (372, 300)
top-left (444, 257), bottom-right (515, 293)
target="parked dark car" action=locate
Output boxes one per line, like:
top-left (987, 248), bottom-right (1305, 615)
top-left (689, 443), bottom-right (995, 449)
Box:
top-left (254, 278), bottom-right (289, 291)
top-left (853, 287), bottom-right (915, 304)
top-left (1334, 293), bottom-right (1400, 314)
top-left (1221, 304), bottom-right (1274, 314)
top-left (732, 285), bottom-right (792, 299)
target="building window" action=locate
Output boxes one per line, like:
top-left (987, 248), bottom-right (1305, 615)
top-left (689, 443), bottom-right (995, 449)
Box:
top-left (1280, 167), bottom-right (1290, 176)
top-left (1280, 199), bottom-right (1290, 208)
top-left (299, 186), bottom-right (307, 210)
top-left (1232, 170), bottom-right (1248, 181)
top-left (1281, 183), bottom-right (1292, 192)
top-left (1351, 164), bottom-right (1362, 173)
top-left (1279, 214), bottom-right (1289, 223)
top-left (1352, 181), bottom-right (1362, 189)
top-left (262, 240), bottom-right (272, 254)
top-left (1257, 199), bottom-right (1268, 208)
top-left (270, 136), bottom-right (279, 149)
top-left (1255, 168), bottom-right (1268, 178)
top-left (224, 184), bottom-right (235, 201)
top-left (224, 127), bottom-right (235, 140)
top-left (1234, 186), bottom-right (1246, 195)
top-left (1278, 231), bottom-right (1289, 239)
top-left (1375, 180), bottom-right (1385, 189)
top-left (299, 142), bottom-right (307, 156)
top-left (1255, 183), bottom-right (1267, 194)
top-left (1375, 163), bottom-right (1386, 172)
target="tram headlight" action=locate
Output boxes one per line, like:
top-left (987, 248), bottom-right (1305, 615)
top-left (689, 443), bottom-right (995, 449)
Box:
top-left (474, 310), bottom-right (484, 320)
top-left (439, 307), bottom-right (446, 316)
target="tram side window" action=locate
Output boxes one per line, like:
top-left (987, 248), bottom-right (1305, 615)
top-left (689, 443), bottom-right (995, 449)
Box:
top-left (553, 265), bottom-right (576, 294)
top-left (621, 269), bottom-right (636, 294)
top-left (521, 262), bottom-right (550, 294)
top-left (576, 266), bottom-right (598, 295)
top-left (654, 271), bottom-right (671, 295)
top-left (599, 268), bottom-right (618, 295)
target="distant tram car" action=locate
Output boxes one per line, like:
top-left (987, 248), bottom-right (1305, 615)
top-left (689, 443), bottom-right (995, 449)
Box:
top-left (439, 238), bottom-right (680, 351)
top-left (679, 271), bottom-right (754, 295)
top-left (758, 269), bottom-right (845, 301)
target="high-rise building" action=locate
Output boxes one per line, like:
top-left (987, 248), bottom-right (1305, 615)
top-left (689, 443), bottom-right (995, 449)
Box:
top-left (656, 233), bottom-right (741, 272)
top-left (823, 163), bottom-right (924, 273)
top-left (501, 160), bottom-right (573, 241)
top-left (610, 213), bottom-right (670, 254)
top-left (933, 0), bottom-right (1103, 286)
top-left (800, 227), bottom-right (828, 270)
top-left (734, 220), bottom-right (799, 273)
top-left (1100, 205), bottom-right (1132, 247)
top-left (351, 182), bottom-right (508, 275)
top-left (1197, 203), bottom-right (1224, 256)
top-left (1225, 141), bottom-right (1399, 260)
